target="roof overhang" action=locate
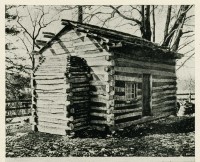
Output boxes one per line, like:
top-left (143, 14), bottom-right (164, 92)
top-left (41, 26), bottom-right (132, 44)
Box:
top-left (35, 19), bottom-right (183, 60)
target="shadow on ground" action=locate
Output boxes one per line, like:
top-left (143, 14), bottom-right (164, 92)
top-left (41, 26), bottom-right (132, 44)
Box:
top-left (6, 116), bottom-right (195, 157)
top-left (6, 116), bottom-right (195, 139)
top-left (74, 116), bottom-right (195, 138)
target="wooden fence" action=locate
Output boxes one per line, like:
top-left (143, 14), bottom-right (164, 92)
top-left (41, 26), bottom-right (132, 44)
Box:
top-left (5, 93), bottom-right (194, 118)
top-left (177, 93), bottom-right (195, 103)
top-left (6, 99), bottom-right (31, 118)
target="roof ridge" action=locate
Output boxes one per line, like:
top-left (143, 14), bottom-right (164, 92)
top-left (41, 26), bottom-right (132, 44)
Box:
top-left (61, 19), bottom-right (169, 50)
top-left (36, 19), bottom-right (182, 59)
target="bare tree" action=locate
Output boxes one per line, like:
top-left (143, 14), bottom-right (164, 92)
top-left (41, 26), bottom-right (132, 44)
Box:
top-left (5, 5), bottom-right (62, 99)
top-left (82, 5), bottom-right (194, 69)
top-left (15, 6), bottom-right (60, 69)
top-left (78, 6), bottom-right (83, 23)
top-left (162, 5), bottom-right (193, 51)
top-left (163, 5), bottom-right (172, 44)
top-left (152, 5), bottom-right (156, 42)
top-left (6, 5), bottom-right (195, 73)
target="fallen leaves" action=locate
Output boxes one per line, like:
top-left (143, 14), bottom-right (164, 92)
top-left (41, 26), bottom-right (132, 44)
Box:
top-left (6, 116), bottom-right (195, 157)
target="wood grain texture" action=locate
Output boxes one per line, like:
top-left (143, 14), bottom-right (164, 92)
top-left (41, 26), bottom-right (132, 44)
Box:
top-left (114, 51), bottom-right (176, 65)
top-left (115, 67), bottom-right (175, 77)
top-left (37, 125), bottom-right (69, 135)
top-left (115, 58), bottom-right (175, 70)
top-left (33, 26), bottom-right (179, 132)
top-left (115, 112), bottom-right (173, 129)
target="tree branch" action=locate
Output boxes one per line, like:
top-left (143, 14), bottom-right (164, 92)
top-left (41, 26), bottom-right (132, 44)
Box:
top-left (109, 5), bottom-right (141, 25)
top-left (162, 5), bottom-right (191, 47)
top-left (182, 30), bottom-right (194, 35)
top-left (26, 7), bottom-right (34, 27)
top-left (164, 5), bottom-right (172, 40)
top-left (178, 39), bottom-right (194, 51)
top-left (183, 48), bottom-right (194, 55)
top-left (130, 5), bottom-right (142, 15)
top-left (177, 53), bottom-right (195, 71)
top-left (16, 35), bottom-right (32, 61)
top-left (16, 14), bottom-right (33, 40)
top-left (181, 33), bottom-right (194, 38)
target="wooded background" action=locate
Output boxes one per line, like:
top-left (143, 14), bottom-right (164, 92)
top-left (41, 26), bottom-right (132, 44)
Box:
top-left (5, 5), bottom-right (195, 99)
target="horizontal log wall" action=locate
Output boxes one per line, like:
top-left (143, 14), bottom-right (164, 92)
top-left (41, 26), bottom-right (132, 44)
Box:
top-left (34, 52), bottom-right (75, 135)
top-left (66, 56), bottom-right (90, 132)
top-left (114, 50), bottom-right (177, 129)
top-left (33, 28), bottom-right (178, 133)
top-left (59, 30), bottom-right (115, 131)
top-left (34, 30), bottom-right (98, 134)
top-left (114, 79), bottom-right (143, 126)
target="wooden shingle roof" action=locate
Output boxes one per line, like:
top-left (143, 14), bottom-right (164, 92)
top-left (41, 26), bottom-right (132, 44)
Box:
top-left (36, 19), bottom-right (183, 59)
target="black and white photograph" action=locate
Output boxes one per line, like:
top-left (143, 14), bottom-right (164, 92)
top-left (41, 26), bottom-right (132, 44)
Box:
top-left (4, 2), bottom-right (196, 160)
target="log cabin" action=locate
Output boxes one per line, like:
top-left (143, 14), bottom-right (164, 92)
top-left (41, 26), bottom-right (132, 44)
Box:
top-left (31, 19), bottom-right (183, 135)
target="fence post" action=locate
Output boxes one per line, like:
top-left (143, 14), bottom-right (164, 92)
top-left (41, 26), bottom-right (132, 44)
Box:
top-left (188, 92), bottom-right (191, 103)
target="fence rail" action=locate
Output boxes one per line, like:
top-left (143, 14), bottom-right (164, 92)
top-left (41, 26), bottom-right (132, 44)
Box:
top-left (5, 93), bottom-right (195, 118)
top-left (6, 99), bottom-right (31, 118)
top-left (177, 93), bottom-right (195, 103)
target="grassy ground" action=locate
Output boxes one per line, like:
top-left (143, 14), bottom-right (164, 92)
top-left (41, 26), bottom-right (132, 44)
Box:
top-left (6, 116), bottom-right (195, 157)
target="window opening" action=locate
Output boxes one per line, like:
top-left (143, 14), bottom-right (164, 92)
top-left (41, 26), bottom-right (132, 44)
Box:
top-left (125, 82), bottom-right (137, 101)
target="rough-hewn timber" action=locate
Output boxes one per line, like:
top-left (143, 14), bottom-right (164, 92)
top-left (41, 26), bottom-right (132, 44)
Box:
top-left (32, 20), bottom-right (180, 135)
top-left (113, 51), bottom-right (177, 129)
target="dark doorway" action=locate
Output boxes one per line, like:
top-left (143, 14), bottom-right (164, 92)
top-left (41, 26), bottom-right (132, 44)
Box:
top-left (142, 74), bottom-right (152, 116)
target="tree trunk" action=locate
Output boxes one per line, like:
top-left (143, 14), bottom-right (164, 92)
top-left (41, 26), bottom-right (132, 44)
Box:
top-left (144, 5), bottom-right (151, 41)
top-left (140, 5), bottom-right (151, 41)
top-left (152, 5), bottom-right (156, 42)
top-left (162, 5), bottom-right (190, 47)
top-left (140, 5), bottom-right (145, 39)
top-left (78, 6), bottom-right (83, 23)
top-left (163, 5), bottom-right (172, 43)
top-left (171, 18), bottom-right (184, 51)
